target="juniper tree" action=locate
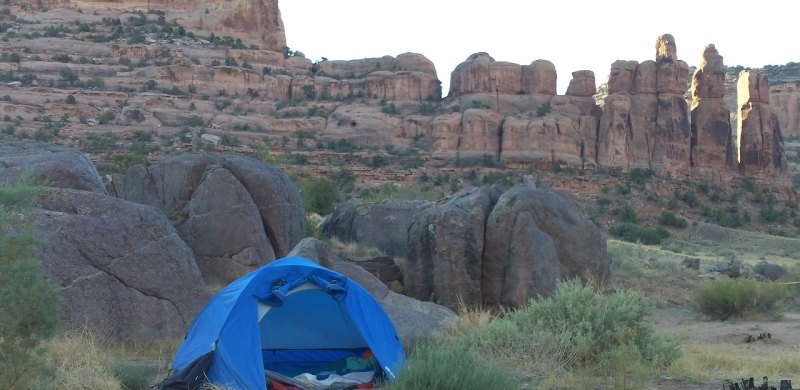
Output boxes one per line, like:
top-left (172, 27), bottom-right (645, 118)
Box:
top-left (0, 176), bottom-right (60, 389)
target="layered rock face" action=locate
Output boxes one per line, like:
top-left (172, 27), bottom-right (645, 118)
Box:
top-left (598, 34), bottom-right (691, 174)
top-left (770, 81), bottom-right (800, 138)
top-left (736, 71), bottom-right (787, 173)
top-left (110, 154), bottom-right (306, 284)
top-left (49, 0), bottom-right (286, 52)
top-left (690, 44), bottom-right (733, 176)
top-left (322, 184), bottom-right (611, 310)
top-left (435, 53), bottom-right (600, 168)
top-left (164, 53), bottom-right (440, 101)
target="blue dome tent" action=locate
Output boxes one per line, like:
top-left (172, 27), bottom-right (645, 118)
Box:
top-left (162, 257), bottom-right (406, 390)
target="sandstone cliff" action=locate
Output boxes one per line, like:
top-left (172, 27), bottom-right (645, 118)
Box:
top-left (598, 34), bottom-right (692, 174)
top-left (41, 0), bottom-right (286, 51)
top-left (736, 70), bottom-right (787, 174)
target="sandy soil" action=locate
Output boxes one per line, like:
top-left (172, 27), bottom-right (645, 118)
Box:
top-left (652, 307), bottom-right (800, 390)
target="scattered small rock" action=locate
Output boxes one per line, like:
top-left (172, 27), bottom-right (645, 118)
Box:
top-left (681, 257), bottom-right (700, 270)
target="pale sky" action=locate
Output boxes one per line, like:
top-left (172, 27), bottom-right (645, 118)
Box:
top-left (281, 0), bottom-right (799, 96)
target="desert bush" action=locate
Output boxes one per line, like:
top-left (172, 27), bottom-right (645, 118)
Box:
top-left (503, 280), bottom-right (679, 368)
top-left (297, 177), bottom-right (336, 215)
top-left (0, 177), bottom-right (61, 389)
top-left (659, 211), bottom-right (687, 228)
top-left (428, 280), bottom-right (679, 387)
top-left (386, 342), bottom-right (519, 390)
top-left (691, 278), bottom-right (785, 320)
top-left (48, 328), bottom-right (122, 390)
top-left (609, 223), bottom-right (669, 245)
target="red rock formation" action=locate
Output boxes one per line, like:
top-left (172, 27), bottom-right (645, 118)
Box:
top-left (770, 81), bottom-right (800, 137)
top-left (48, 0), bottom-right (286, 51)
top-left (690, 44), bottom-right (733, 176)
top-left (598, 34), bottom-right (691, 174)
top-left (736, 71), bottom-right (786, 173)
top-left (449, 53), bottom-right (556, 97)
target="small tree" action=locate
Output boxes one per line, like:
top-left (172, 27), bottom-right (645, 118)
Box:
top-left (0, 177), bottom-right (61, 388)
top-left (64, 95), bottom-right (76, 104)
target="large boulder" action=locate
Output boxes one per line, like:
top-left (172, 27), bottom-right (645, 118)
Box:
top-left (111, 154), bottom-right (305, 284)
top-left (405, 187), bottom-right (502, 309)
top-left (33, 188), bottom-right (211, 342)
top-left (483, 186), bottom-right (564, 307)
top-left (323, 185), bottom-right (611, 311)
top-left (176, 166), bottom-right (275, 285)
top-left (322, 200), bottom-right (432, 258)
top-left (0, 141), bottom-right (106, 194)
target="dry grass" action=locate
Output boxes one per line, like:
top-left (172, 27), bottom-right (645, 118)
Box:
top-left (667, 343), bottom-right (800, 382)
top-left (329, 237), bottom-right (384, 259)
top-left (47, 328), bottom-right (122, 390)
top-left (451, 300), bottom-right (497, 335)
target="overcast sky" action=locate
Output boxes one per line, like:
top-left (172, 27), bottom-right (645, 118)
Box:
top-left (281, 0), bottom-right (799, 96)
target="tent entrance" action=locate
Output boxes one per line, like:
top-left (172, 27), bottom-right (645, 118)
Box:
top-left (257, 283), bottom-right (369, 369)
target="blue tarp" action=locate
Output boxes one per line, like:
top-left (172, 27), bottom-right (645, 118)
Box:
top-left (170, 257), bottom-right (406, 390)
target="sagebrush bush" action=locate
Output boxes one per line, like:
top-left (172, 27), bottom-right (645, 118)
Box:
top-left (403, 280), bottom-right (680, 387)
top-left (386, 342), bottom-right (519, 390)
top-left (691, 278), bottom-right (785, 320)
top-left (506, 280), bottom-right (680, 368)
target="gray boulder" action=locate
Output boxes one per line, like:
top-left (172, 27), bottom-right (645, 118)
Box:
top-left (326, 185), bottom-right (611, 311)
top-left (404, 187), bottom-right (501, 309)
top-left (288, 238), bottom-right (456, 344)
top-left (111, 154), bottom-right (304, 284)
top-left (177, 166), bottom-right (275, 285)
top-left (0, 140), bottom-right (106, 194)
top-left (518, 188), bottom-right (611, 282)
top-left (33, 188), bottom-right (211, 342)
top-left (322, 200), bottom-right (432, 257)
top-left (483, 186), bottom-right (564, 307)
top-left (753, 261), bottom-right (787, 281)
top-left (221, 156), bottom-right (305, 258)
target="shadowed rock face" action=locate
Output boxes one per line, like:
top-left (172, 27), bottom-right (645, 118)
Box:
top-left (34, 187), bottom-right (211, 342)
top-left (110, 154), bottom-right (305, 284)
top-left (323, 184), bottom-right (611, 310)
top-left (690, 44), bottom-right (733, 175)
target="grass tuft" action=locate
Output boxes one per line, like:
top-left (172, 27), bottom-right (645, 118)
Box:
top-left (47, 328), bottom-right (122, 390)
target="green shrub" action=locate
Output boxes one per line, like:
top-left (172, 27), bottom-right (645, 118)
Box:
top-left (609, 223), bottom-right (669, 245)
top-left (506, 280), bottom-right (679, 368)
top-left (658, 211), bottom-right (687, 228)
top-left (386, 343), bottom-right (519, 390)
top-left (109, 152), bottom-right (150, 173)
top-left (65, 94), bottom-right (76, 104)
top-left (619, 205), bottom-right (638, 223)
top-left (298, 177), bottom-right (336, 215)
top-left (691, 278), bottom-right (785, 320)
top-left (440, 280), bottom-right (679, 387)
top-left (97, 110), bottom-right (115, 125)
top-left (536, 103), bottom-right (551, 117)
top-left (628, 167), bottom-right (653, 185)
top-left (0, 177), bottom-right (61, 389)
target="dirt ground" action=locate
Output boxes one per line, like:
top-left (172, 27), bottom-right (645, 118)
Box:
top-left (652, 307), bottom-right (800, 390)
